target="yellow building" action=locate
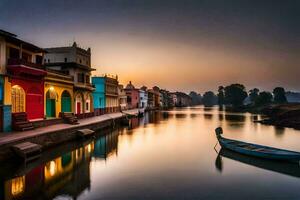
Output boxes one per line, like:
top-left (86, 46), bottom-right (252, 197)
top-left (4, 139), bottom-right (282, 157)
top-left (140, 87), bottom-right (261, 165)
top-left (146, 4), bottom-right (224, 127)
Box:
top-left (44, 70), bottom-right (74, 118)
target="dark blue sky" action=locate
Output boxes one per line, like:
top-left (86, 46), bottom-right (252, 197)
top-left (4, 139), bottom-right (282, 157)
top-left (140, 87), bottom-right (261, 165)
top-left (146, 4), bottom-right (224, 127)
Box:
top-left (1, 0), bottom-right (299, 92)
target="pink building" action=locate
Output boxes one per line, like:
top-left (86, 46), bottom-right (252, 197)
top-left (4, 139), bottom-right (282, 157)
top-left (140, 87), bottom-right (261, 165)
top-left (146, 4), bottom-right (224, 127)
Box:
top-left (124, 81), bottom-right (139, 109)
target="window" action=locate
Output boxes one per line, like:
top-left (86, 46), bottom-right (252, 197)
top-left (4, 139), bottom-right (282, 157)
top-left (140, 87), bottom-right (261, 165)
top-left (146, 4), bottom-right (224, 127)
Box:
top-left (86, 102), bottom-right (89, 110)
top-left (77, 73), bottom-right (85, 83)
top-left (48, 59), bottom-right (50, 63)
top-left (64, 57), bottom-right (67, 62)
top-left (36, 55), bottom-right (43, 64)
top-left (85, 75), bottom-right (90, 83)
top-left (9, 47), bottom-right (20, 59)
top-left (79, 59), bottom-right (82, 64)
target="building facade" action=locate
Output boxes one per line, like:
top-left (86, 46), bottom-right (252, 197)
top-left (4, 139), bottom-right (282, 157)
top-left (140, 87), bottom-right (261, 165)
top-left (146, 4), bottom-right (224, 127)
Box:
top-left (139, 87), bottom-right (148, 109)
top-left (92, 77), bottom-right (105, 115)
top-left (104, 75), bottom-right (119, 113)
top-left (124, 81), bottom-right (139, 109)
top-left (0, 30), bottom-right (47, 131)
top-left (118, 84), bottom-right (127, 111)
top-left (44, 42), bottom-right (95, 118)
top-left (44, 70), bottom-right (74, 118)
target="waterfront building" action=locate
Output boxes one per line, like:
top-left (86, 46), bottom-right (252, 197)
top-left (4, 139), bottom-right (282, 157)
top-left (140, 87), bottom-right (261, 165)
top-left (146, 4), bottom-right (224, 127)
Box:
top-left (170, 93), bottom-right (177, 107)
top-left (160, 89), bottom-right (173, 109)
top-left (44, 70), bottom-right (74, 118)
top-left (104, 75), bottom-right (119, 113)
top-left (0, 30), bottom-right (46, 131)
top-left (44, 42), bottom-right (95, 117)
top-left (118, 84), bottom-right (127, 110)
top-left (124, 81), bottom-right (139, 109)
top-left (174, 92), bottom-right (192, 107)
top-left (152, 86), bottom-right (161, 108)
top-left (92, 75), bottom-right (119, 114)
top-left (139, 86), bottom-right (148, 109)
top-left (92, 77), bottom-right (105, 115)
top-left (147, 89), bottom-right (155, 109)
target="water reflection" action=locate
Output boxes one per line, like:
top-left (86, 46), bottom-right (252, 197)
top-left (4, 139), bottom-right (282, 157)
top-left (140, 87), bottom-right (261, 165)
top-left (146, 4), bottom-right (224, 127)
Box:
top-left (1, 106), bottom-right (300, 199)
top-left (216, 148), bottom-right (300, 178)
top-left (0, 129), bottom-right (120, 200)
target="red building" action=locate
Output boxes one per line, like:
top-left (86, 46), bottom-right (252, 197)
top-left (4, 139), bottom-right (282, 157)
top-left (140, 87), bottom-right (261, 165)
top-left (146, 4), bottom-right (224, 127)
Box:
top-left (124, 81), bottom-right (139, 109)
top-left (2, 30), bottom-right (46, 122)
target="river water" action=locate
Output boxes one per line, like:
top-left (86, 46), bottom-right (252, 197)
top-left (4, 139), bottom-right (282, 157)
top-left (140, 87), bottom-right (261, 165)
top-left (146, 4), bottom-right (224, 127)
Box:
top-left (2, 106), bottom-right (300, 200)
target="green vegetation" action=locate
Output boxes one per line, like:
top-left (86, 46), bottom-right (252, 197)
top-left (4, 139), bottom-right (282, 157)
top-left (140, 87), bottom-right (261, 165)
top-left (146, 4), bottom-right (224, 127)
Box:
top-left (273, 87), bottom-right (287, 104)
top-left (224, 84), bottom-right (248, 107)
top-left (202, 91), bottom-right (217, 106)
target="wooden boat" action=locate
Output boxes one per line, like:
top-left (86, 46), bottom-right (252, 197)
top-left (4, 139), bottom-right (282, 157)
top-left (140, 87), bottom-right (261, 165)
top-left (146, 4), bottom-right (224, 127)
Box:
top-left (215, 127), bottom-right (300, 163)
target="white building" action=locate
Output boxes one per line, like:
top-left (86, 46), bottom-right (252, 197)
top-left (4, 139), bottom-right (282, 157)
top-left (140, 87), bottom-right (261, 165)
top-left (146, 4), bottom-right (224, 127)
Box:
top-left (139, 87), bottom-right (148, 109)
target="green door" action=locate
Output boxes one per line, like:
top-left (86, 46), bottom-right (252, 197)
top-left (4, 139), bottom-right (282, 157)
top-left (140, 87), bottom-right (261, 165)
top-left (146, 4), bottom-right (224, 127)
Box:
top-left (46, 99), bottom-right (56, 117)
top-left (61, 91), bottom-right (71, 112)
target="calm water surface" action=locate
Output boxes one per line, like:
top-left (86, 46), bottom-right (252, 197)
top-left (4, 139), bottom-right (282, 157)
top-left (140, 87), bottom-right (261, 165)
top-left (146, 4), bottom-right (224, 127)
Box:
top-left (2, 106), bottom-right (300, 200)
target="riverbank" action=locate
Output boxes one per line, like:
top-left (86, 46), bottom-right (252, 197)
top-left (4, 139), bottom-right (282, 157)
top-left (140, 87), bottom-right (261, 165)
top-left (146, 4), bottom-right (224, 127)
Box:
top-left (0, 109), bottom-right (141, 162)
top-left (257, 103), bottom-right (300, 130)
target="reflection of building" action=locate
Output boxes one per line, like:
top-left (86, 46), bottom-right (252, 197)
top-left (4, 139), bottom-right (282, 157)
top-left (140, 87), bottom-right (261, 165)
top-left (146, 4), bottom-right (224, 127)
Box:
top-left (3, 141), bottom-right (94, 200)
top-left (45, 42), bottom-right (95, 118)
top-left (124, 81), bottom-right (139, 109)
top-left (94, 131), bottom-right (119, 159)
top-left (118, 84), bottom-right (127, 110)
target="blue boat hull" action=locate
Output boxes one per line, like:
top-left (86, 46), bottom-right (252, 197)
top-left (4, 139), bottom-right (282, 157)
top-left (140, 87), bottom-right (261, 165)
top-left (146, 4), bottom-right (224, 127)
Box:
top-left (218, 137), bottom-right (300, 163)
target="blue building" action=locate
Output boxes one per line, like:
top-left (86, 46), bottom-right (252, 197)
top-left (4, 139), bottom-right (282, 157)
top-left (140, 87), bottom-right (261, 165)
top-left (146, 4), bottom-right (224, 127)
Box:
top-left (92, 77), bottom-right (106, 115)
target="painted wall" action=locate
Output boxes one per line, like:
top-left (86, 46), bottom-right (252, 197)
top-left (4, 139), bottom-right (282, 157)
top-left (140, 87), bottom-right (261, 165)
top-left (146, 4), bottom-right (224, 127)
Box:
top-left (44, 82), bottom-right (74, 118)
top-left (11, 78), bottom-right (44, 120)
top-left (92, 77), bottom-right (105, 109)
top-left (125, 89), bottom-right (139, 109)
top-left (1, 76), bottom-right (11, 132)
top-left (139, 90), bottom-right (148, 108)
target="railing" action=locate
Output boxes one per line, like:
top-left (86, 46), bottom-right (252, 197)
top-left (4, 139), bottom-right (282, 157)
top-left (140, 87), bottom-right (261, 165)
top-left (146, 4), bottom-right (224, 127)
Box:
top-left (7, 58), bottom-right (44, 69)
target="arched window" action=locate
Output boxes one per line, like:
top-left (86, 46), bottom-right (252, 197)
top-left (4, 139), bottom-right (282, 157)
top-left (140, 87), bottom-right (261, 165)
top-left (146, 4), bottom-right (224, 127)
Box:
top-left (12, 85), bottom-right (25, 113)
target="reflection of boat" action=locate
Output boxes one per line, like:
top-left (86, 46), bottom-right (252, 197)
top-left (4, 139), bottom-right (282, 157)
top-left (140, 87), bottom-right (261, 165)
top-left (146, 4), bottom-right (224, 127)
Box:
top-left (215, 127), bottom-right (300, 162)
top-left (217, 148), bottom-right (300, 178)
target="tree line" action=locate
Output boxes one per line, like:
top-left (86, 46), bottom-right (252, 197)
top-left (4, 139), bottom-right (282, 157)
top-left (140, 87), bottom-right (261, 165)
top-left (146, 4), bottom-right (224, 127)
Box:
top-left (196, 84), bottom-right (287, 107)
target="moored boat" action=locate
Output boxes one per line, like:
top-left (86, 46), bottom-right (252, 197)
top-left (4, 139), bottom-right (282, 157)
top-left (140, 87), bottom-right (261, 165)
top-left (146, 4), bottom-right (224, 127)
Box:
top-left (215, 127), bottom-right (300, 163)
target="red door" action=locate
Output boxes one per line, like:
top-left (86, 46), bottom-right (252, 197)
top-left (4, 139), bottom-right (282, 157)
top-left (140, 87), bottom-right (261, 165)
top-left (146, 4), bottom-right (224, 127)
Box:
top-left (77, 102), bottom-right (81, 114)
top-left (26, 94), bottom-right (43, 119)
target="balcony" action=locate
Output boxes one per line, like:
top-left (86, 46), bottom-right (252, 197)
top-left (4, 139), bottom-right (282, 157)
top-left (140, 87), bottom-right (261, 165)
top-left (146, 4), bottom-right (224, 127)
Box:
top-left (7, 58), bottom-right (46, 78)
top-left (7, 58), bottom-right (44, 69)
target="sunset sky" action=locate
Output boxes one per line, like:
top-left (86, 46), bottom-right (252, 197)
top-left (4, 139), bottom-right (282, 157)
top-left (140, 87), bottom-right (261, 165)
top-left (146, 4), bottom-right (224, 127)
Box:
top-left (1, 0), bottom-right (299, 93)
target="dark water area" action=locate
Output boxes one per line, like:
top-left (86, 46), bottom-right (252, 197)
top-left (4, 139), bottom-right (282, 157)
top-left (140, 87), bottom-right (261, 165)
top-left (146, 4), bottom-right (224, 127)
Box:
top-left (2, 106), bottom-right (300, 200)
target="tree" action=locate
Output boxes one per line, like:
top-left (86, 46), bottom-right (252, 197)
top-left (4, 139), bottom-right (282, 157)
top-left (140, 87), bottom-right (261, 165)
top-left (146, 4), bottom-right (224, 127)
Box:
top-left (249, 88), bottom-right (259, 104)
top-left (217, 86), bottom-right (225, 105)
top-left (224, 84), bottom-right (248, 106)
top-left (255, 91), bottom-right (273, 106)
top-left (189, 91), bottom-right (202, 105)
top-left (273, 87), bottom-right (287, 104)
top-left (202, 91), bottom-right (217, 106)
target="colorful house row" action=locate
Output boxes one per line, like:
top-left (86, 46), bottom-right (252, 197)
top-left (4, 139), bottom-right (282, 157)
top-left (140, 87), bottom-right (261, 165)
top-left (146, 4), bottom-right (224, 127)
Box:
top-left (0, 29), bottom-right (191, 133)
top-left (0, 30), bottom-right (96, 132)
